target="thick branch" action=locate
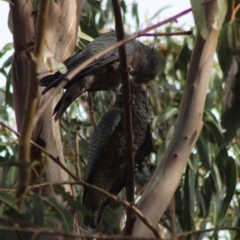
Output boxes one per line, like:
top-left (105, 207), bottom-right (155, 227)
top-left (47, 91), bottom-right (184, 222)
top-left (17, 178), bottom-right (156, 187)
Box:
top-left (33, 0), bottom-right (84, 212)
top-left (11, 1), bottom-right (83, 238)
top-left (16, 0), bottom-right (51, 208)
top-left (131, 1), bottom-right (219, 237)
top-left (112, 0), bottom-right (135, 236)
top-left (10, 0), bottom-right (35, 130)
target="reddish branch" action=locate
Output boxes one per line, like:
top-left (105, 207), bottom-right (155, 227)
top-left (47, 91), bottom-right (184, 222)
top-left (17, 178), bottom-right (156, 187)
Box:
top-left (111, 0), bottom-right (135, 236)
top-left (139, 31), bottom-right (193, 37)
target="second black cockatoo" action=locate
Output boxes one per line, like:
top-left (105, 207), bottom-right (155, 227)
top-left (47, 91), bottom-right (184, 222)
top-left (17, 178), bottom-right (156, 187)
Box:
top-left (39, 31), bottom-right (158, 120)
top-left (82, 83), bottom-right (152, 229)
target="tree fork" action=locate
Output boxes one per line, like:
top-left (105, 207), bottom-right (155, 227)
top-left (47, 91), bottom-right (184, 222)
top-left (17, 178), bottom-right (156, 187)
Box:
top-left (15, 0), bottom-right (51, 208)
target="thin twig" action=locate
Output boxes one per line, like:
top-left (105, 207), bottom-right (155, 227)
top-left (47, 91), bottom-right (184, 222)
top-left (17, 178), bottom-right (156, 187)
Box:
top-left (0, 224), bottom-right (239, 239)
top-left (62, 8), bottom-right (192, 81)
top-left (0, 121), bottom-right (79, 181)
top-left (231, 3), bottom-right (240, 22)
top-left (139, 31), bottom-right (193, 37)
top-left (0, 216), bottom-right (39, 228)
top-left (36, 181), bottom-right (159, 238)
top-left (34, 8), bottom-right (192, 124)
top-left (0, 226), bottom-right (164, 240)
top-left (73, 128), bottom-right (82, 180)
top-left (1, 179), bottom-right (160, 238)
top-left (112, 0), bottom-right (135, 236)
top-left (30, 181), bottom-right (160, 238)
top-left (178, 226), bottom-right (240, 238)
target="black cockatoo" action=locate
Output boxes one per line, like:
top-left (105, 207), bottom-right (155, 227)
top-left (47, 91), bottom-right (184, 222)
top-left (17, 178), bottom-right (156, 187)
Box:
top-left (39, 31), bottom-right (158, 120)
top-left (82, 83), bottom-right (152, 228)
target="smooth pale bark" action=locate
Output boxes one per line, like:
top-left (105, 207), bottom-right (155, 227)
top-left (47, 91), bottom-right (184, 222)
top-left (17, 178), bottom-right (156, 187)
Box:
top-left (131, 1), bottom-right (219, 237)
top-left (33, 0), bottom-right (84, 200)
top-left (11, 0), bottom-right (83, 238)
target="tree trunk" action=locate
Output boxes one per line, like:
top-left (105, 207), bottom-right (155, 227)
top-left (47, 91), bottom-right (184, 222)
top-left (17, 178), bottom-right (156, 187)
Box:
top-left (10, 0), bottom-right (84, 238)
top-left (10, 0), bottom-right (35, 131)
top-left (33, 0), bottom-right (83, 200)
top-left (131, 1), bottom-right (219, 237)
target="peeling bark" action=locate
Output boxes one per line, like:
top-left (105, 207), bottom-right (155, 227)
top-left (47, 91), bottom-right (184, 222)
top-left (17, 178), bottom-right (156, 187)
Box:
top-left (34, 0), bottom-right (83, 201)
top-left (10, 0), bottom-right (84, 238)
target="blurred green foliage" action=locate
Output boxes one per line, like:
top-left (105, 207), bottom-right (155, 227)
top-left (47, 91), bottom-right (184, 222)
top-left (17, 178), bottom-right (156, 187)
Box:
top-left (0, 0), bottom-right (240, 239)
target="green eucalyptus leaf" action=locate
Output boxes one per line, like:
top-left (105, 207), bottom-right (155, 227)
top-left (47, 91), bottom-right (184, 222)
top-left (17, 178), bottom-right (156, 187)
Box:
top-left (131, 3), bottom-right (139, 29)
top-left (188, 155), bottom-right (198, 213)
top-left (4, 208), bottom-right (32, 240)
top-left (197, 131), bottom-right (211, 172)
top-left (0, 192), bottom-right (18, 210)
top-left (5, 166), bottom-right (18, 188)
top-left (214, 157), bottom-right (237, 235)
top-left (53, 184), bottom-right (86, 212)
top-left (199, 175), bottom-right (214, 218)
top-left (29, 194), bottom-right (44, 227)
top-left (213, 0), bottom-right (228, 30)
top-left (44, 197), bottom-right (73, 233)
top-left (190, 0), bottom-right (208, 38)
top-left (0, 43), bottom-right (13, 59)
top-left (57, 63), bottom-right (67, 74)
top-left (0, 160), bottom-right (39, 168)
top-left (153, 107), bottom-right (178, 127)
top-left (182, 165), bottom-right (193, 231)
